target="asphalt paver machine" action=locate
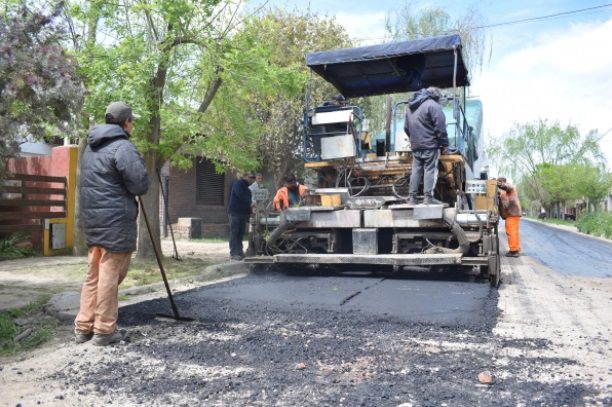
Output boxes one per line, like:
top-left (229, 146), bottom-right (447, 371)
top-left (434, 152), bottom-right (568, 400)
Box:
top-left (246, 34), bottom-right (501, 286)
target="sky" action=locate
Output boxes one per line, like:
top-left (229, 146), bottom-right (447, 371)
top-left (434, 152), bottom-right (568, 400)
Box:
top-left (248, 0), bottom-right (612, 169)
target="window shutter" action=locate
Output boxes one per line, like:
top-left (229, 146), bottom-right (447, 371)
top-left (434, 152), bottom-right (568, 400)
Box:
top-left (195, 159), bottom-right (224, 205)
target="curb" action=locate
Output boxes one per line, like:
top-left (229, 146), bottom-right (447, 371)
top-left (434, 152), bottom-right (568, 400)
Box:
top-left (46, 261), bottom-right (250, 324)
top-left (522, 217), bottom-right (611, 244)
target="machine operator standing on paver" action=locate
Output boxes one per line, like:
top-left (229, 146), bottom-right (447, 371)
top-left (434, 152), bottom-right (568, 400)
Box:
top-left (403, 87), bottom-right (450, 205)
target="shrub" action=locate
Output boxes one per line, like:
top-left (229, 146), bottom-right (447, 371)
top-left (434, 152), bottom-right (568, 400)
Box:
top-left (0, 234), bottom-right (35, 260)
top-left (576, 212), bottom-right (612, 239)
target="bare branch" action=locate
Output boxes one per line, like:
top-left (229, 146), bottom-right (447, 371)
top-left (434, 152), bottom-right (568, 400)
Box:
top-left (198, 70), bottom-right (223, 114)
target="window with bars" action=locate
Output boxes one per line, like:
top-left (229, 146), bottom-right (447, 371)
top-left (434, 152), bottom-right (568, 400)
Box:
top-left (195, 158), bottom-right (225, 206)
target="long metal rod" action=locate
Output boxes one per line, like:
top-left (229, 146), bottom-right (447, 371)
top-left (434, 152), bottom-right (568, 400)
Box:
top-left (138, 195), bottom-right (181, 319)
top-left (157, 169), bottom-right (180, 260)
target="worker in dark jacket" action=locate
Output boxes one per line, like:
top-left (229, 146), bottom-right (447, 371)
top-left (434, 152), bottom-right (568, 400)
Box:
top-left (228, 172), bottom-right (256, 260)
top-left (404, 87), bottom-right (449, 205)
top-left (75, 101), bottom-right (149, 346)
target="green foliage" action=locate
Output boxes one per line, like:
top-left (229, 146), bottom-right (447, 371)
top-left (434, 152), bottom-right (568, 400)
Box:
top-left (576, 212), bottom-right (612, 239)
top-left (0, 2), bottom-right (83, 180)
top-left (488, 120), bottom-right (609, 209)
top-left (225, 9), bottom-right (351, 184)
top-left (0, 295), bottom-right (54, 356)
top-left (0, 234), bottom-right (36, 260)
top-left (64, 0), bottom-right (252, 257)
top-left (66, 0), bottom-right (315, 174)
top-left (487, 120), bottom-right (605, 181)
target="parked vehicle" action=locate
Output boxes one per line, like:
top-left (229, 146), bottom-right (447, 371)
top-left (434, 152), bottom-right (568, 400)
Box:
top-left (564, 207), bottom-right (576, 221)
top-left (245, 34), bottom-right (501, 286)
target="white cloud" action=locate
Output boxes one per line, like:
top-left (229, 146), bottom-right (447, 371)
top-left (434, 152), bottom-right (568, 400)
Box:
top-left (334, 11), bottom-right (387, 44)
top-left (472, 18), bottom-right (612, 166)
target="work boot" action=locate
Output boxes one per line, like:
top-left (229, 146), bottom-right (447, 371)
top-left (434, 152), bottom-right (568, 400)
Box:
top-left (75, 331), bottom-right (93, 344)
top-left (92, 330), bottom-right (125, 346)
top-left (423, 197), bottom-right (434, 205)
top-left (406, 196), bottom-right (417, 205)
top-left (230, 255), bottom-right (244, 261)
top-left (505, 251), bottom-right (520, 257)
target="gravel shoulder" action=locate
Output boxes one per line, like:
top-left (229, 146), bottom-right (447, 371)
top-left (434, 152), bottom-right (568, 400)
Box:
top-left (495, 256), bottom-right (611, 404)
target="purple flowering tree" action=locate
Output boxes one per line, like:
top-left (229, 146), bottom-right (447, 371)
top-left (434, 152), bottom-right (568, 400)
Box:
top-left (0, 3), bottom-right (83, 179)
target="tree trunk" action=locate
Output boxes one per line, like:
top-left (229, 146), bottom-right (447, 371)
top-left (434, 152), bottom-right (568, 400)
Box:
top-left (72, 11), bottom-right (99, 256)
top-left (136, 149), bottom-right (161, 259)
top-left (72, 136), bottom-right (88, 255)
top-left (136, 52), bottom-right (167, 259)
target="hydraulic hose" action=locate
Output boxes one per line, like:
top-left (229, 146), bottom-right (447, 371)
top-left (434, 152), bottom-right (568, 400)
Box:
top-left (424, 208), bottom-right (470, 255)
top-left (266, 214), bottom-right (291, 251)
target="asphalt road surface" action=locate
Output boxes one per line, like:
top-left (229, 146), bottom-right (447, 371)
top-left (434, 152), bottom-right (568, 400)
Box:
top-left (3, 220), bottom-right (610, 406)
top-left (519, 219), bottom-right (612, 277)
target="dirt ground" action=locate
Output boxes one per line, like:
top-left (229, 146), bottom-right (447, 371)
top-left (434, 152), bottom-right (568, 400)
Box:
top-left (495, 257), bottom-right (612, 394)
top-left (1, 237), bottom-right (611, 406)
top-left (0, 239), bottom-right (230, 310)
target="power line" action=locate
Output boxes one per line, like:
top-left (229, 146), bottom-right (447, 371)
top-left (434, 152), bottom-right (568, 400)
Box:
top-left (475, 3), bottom-right (612, 29)
top-left (352, 3), bottom-right (612, 42)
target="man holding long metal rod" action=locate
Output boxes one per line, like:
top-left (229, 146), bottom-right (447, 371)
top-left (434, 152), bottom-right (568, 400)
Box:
top-left (74, 102), bottom-right (149, 346)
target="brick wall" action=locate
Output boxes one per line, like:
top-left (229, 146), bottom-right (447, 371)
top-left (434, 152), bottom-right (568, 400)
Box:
top-left (166, 158), bottom-right (234, 238)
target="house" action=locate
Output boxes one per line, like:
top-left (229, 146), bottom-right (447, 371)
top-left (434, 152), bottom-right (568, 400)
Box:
top-left (160, 158), bottom-right (286, 239)
top-left (161, 158), bottom-right (234, 239)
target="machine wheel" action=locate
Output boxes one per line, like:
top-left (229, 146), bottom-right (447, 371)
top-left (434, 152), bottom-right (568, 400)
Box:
top-left (488, 254), bottom-right (501, 287)
top-left (392, 175), bottom-right (410, 199)
top-left (488, 224), bottom-right (501, 287)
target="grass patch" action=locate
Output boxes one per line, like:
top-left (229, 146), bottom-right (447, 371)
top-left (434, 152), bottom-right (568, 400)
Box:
top-left (19, 262), bottom-right (88, 282)
top-left (576, 212), bottom-right (612, 239)
top-left (121, 257), bottom-right (212, 289)
top-left (0, 294), bottom-right (56, 356)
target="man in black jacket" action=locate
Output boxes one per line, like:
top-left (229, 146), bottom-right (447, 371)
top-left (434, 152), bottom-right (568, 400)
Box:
top-left (228, 172), bottom-right (256, 260)
top-left (74, 101), bottom-right (149, 346)
top-left (404, 87), bottom-right (449, 205)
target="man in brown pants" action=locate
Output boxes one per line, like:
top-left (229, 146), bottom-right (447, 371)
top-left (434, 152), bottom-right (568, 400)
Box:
top-left (74, 102), bottom-right (149, 346)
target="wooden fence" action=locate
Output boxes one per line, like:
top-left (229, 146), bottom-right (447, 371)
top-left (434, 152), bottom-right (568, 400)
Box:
top-left (0, 173), bottom-right (68, 253)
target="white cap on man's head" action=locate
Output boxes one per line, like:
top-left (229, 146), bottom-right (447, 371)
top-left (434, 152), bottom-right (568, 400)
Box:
top-left (426, 87), bottom-right (443, 102)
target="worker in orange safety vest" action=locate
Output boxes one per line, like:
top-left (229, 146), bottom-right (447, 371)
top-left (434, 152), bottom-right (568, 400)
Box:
top-left (273, 174), bottom-right (308, 211)
top-left (497, 177), bottom-right (522, 257)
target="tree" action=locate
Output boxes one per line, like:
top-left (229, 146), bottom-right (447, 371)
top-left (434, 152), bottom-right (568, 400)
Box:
top-left (65, 0), bottom-right (306, 257)
top-left (0, 2), bottom-right (83, 180)
top-left (385, 4), bottom-right (485, 73)
top-left (488, 120), bottom-right (605, 180)
top-left (232, 9), bottom-right (351, 186)
top-left (488, 120), bottom-right (609, 212)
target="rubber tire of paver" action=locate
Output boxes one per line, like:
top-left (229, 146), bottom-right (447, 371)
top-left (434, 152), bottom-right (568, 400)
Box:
top-left (489, 224), bottom-right (501, 287)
